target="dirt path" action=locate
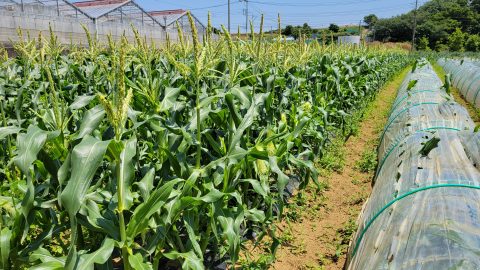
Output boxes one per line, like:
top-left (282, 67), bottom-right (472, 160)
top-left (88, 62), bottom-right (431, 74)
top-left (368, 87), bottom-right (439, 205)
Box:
top-left (268, 67), bottom-right (411, 270)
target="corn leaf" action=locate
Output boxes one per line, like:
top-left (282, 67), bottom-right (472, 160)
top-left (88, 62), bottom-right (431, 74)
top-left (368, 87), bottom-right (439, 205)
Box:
top-left (75, 105), bottom-right (105, 140)
top-left (60, 136), bottom-right (109, 217)
top-left (126, 179), bottom-right (182, 238)
top-left (74, 238), bottom-right (114, 270)
top-left (0, 126), bottom-right (21, 140)
top-left (13, 125), bottom-right (48, 174)
top-left (0, 228), bottom-right (11, 269)
top-left (158, 87), bottom-right (181, 112)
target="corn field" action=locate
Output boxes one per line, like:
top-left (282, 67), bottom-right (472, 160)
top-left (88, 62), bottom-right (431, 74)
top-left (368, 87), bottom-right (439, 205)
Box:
top-left (0, 16), bottom-right (409, 270)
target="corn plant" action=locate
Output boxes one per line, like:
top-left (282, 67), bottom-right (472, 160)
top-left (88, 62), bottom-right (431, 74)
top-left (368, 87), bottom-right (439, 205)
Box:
top-left (0, 16), bottom-right (409, 270)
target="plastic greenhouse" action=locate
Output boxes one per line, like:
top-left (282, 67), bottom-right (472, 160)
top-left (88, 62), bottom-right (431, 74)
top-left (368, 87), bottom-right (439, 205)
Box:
top-left (346, 61), bottom-right (480, 269)
top-left (438, 58), bottom-right (480, 109)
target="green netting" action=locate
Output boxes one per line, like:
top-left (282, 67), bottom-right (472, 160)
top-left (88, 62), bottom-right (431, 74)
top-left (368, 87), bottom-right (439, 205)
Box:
top-left (346, 62), bottom-right (480, 270)
top-left (438, 58), bottom-right (480, 109)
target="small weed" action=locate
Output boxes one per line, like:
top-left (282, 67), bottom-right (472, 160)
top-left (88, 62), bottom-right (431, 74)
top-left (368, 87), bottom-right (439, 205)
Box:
top-left (328, 218), bottom-right (358, 262)
top-left (292, 240), bottom-right (307, 255)
top-left (286, 191), bottom-right (308, 222)
top-left (347, 193), bottom-right (367, 205)
top-left (240, 253), bottom-right (275, 270)
top-left (278, 225), bottom-right (295, 245)
top-left (318, 136), bottom-right (346, 175)
top-left (316, 253), bottom-right (330, 266)
top-left (355, 148), bottom-right (377, 173)
top-left (302, 262), bottom-right (325, 270)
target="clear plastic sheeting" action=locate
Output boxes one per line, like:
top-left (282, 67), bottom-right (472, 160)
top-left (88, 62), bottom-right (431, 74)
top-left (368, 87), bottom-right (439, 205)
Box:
top-left (346, 62), bottom-right (480, 270)
top-left (438, 58), bottom-right (480, 109)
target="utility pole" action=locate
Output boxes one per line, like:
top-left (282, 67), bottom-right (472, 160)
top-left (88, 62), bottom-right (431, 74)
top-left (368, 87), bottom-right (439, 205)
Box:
top-left (373, 25), bottom-right (376, 41)
top-left (228, 0), bottom-right (231, 33)
top-left (358, 20), bottom-right (362, 38)
top-left (411, 0), bottom-right (418, 51)
top-left (242, 0), bottom-right (248, 33)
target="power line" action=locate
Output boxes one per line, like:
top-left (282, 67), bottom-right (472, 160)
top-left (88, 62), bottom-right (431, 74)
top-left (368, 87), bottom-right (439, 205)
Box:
top-left (248, 0), bottom-right (386, 7)
top-left (151, 0), bottom-right (241, 11)
top-left (189, 1), bottom-right (241, 11)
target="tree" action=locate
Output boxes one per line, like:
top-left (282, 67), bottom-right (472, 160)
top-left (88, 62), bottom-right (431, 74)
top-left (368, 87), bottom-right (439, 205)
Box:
top-left (416, 36), bottom-right (430, 50)
top-left (470, 0), bottom-right (480, 13)
top-left (302, 23), bottom-right (312, 36)
top-left (465, 34), bottom-right (480, 52)
top-left (363, 14), bottom-right (378, 28)
top-left (447, 28), bottom-right (465, 51)
top-left (329, 23), bottom-right (340, 33)
top-left (292, 27), bottom-right (302, 40)
top-left (370, 0), bottom-right (480, 45)
top-left (435, 40), bottom-right (449, 52)
top-left (283, 25), bottom-right (294, 36)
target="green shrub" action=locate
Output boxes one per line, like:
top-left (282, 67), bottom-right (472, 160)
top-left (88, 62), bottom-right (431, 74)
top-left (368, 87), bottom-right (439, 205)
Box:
top-left (465, 34), bottom-right (480, 52)
top-left (447, 28), bottom-right (465, 52)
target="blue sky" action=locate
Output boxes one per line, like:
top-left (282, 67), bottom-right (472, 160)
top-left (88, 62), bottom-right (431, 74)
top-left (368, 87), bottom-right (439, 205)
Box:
top-left (137, 0), bottom-right (427, 31)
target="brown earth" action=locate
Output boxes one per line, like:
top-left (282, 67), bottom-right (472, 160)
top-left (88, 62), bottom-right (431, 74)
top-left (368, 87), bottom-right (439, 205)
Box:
top-left (239, 67), bottom-right (411, 270)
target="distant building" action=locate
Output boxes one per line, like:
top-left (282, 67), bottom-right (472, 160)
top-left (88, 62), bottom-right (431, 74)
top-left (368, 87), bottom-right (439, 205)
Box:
top-left (148, 9), bottom-right (206, 36)
top-left (0, 0), bottom-right (209, 45)
top-left (72, 1), bottom-right (209, 40)
top-left (337, 35), bottom-right (361, 45)
top-left (0, 0), bottom-right (171, 45)
top-left (73, 0), bottom-right (161, 27)
top-left (0, 0), bottom-right (92, 22)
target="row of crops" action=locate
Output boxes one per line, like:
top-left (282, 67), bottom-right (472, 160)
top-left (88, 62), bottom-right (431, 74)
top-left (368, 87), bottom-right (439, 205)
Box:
top-left (438, 58), bottom-right (480, 109)
top-left (0, 21), bottom-right (409, 269)
top-left (346, 60), bottom-right (480, 269)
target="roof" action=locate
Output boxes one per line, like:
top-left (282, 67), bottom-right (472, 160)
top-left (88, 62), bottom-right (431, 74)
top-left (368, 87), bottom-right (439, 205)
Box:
top-left (148, 9), bottom-right (205, 29)
top-left (148, 9), bottom-right (186, 16)
top-left (73, 0), bottom-right (125, 7)
top-left (148, 9), bottom-right (186, 27)
top-left (0, 0), bottom-right (93, 20)
top-left (73, 0), bottom-right (128, 18)
top-left (72, 0), bottom-right (162, 27)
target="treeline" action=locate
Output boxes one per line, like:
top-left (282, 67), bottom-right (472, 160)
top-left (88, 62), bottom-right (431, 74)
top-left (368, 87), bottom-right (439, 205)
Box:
top-left (277, 23), bottom-right (361, 41)
top-left (368, 0), bottom-right (480, 51)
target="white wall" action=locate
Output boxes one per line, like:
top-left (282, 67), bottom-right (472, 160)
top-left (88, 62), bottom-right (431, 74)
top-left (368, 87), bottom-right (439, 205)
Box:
top-left (337, 35), bottom-right (361, 45)
top-left (0, 5), bottom-right (172, 46)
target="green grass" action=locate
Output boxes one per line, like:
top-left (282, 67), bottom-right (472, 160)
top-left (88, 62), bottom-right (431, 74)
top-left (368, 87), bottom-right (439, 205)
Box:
top-left (355, 148), bottom-right (378, 173)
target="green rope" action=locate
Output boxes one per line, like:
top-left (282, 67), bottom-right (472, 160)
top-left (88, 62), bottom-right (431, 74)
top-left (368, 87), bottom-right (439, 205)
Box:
top-left (375, 126), bottom-right (461, 179)
top-left (389, 90), bottom-right (437, 114)
top-left (351, 183), bottom-right (480, 258)
top-left (379, 102), bottom-right (439, 147)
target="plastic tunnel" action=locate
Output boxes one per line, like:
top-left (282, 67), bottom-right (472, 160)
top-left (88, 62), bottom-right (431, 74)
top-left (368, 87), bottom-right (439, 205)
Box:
top-left (346, 61), bottom-right (480, 269)
top-left (438, 58), bottom-right (480, 109)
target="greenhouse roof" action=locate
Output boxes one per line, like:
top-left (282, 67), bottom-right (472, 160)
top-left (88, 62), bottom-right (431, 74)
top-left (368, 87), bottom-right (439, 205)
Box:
top-left (73, 0), bottom-right (162, 26)
top-left (148, 9), bottom-right (186, 27)
top-left (148, 9), bottom-right (205, 28)
top-left (0, 0), bottom-right (92, 20)
top-left (73, 0), bottom-right (125, 18)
